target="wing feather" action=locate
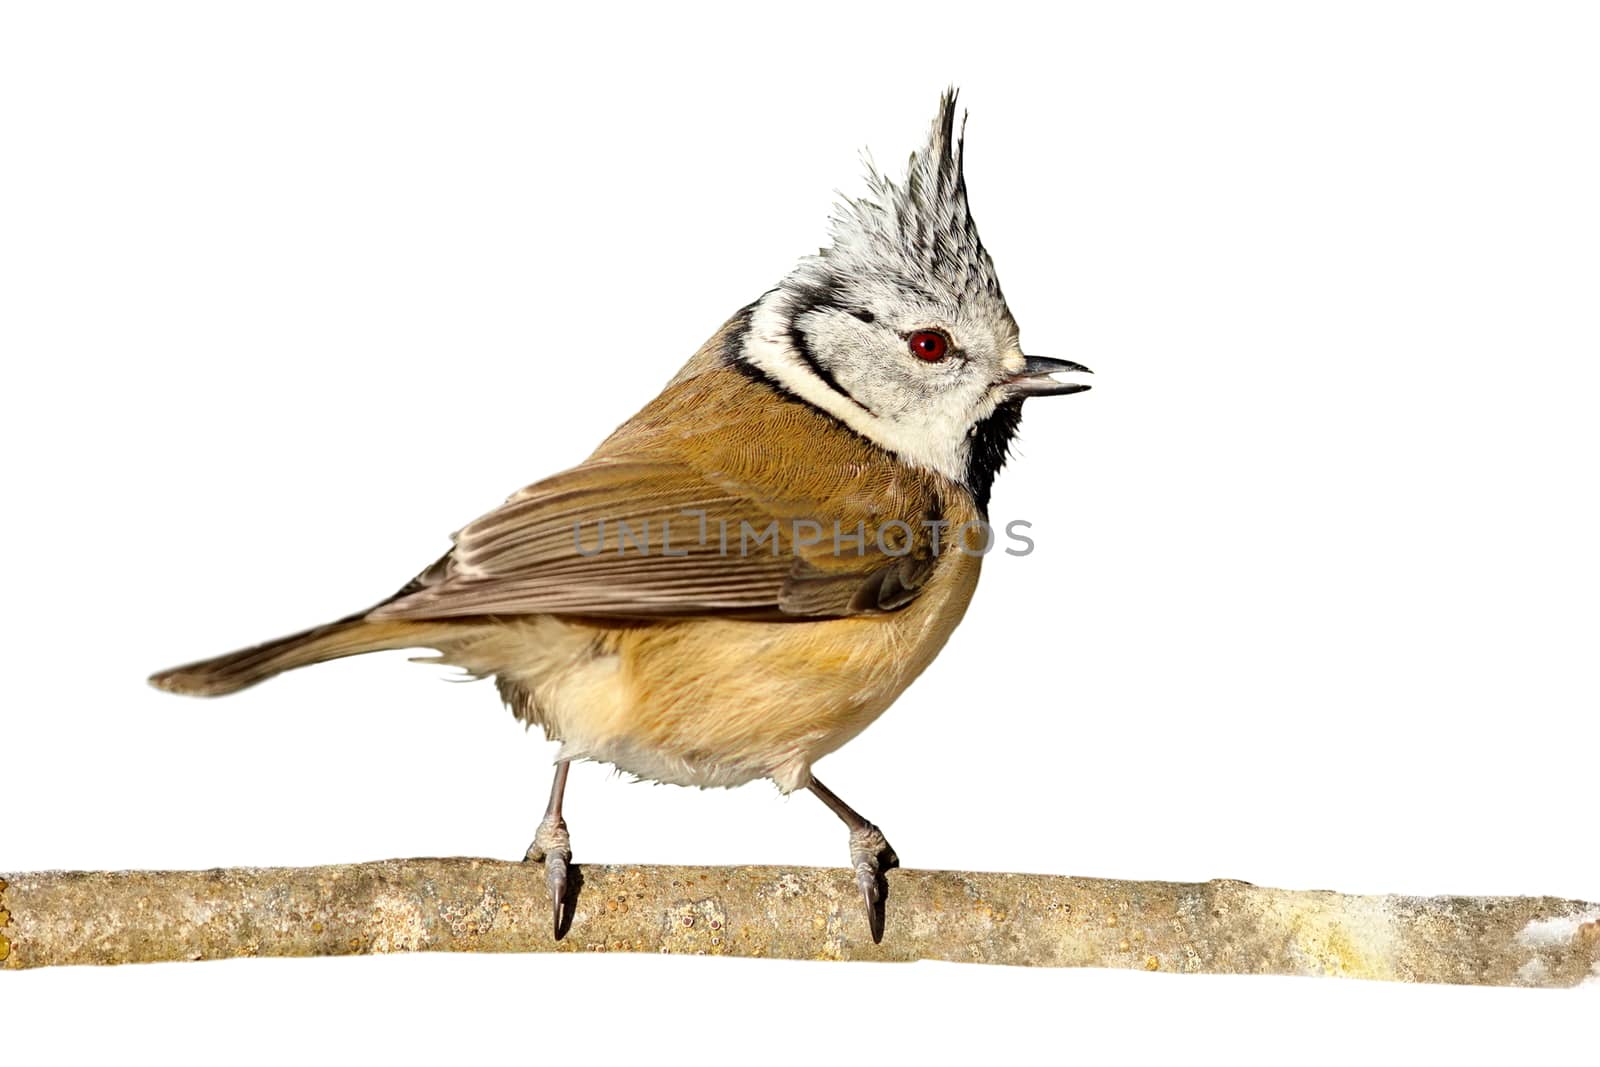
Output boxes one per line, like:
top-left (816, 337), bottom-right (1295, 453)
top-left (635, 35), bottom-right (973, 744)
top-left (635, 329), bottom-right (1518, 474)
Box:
top-left (370, 364), bottom-right (956, 621)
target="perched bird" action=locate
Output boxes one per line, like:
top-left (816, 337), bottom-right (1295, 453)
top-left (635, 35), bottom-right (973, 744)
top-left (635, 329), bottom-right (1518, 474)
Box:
top-left (150, 90), bottom-right (1091, 942)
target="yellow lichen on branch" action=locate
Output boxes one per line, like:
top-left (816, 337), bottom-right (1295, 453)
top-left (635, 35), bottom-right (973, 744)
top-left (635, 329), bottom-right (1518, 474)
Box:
top-left (1, 859), bottom-right (1596, 986)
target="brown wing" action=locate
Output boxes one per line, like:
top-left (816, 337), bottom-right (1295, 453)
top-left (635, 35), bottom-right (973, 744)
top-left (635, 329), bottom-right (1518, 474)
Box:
top-left (370, 363), bottom-right (956, 622)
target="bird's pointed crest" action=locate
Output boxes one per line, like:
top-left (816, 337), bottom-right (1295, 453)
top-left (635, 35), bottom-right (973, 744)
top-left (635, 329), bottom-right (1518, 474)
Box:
top-left (782, 89), bottom-right (1012, 323)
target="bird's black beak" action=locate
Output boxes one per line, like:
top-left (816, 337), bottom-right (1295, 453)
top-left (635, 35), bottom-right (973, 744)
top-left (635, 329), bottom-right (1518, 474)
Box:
top-left (1007, 356), bottom-right (1093, 397)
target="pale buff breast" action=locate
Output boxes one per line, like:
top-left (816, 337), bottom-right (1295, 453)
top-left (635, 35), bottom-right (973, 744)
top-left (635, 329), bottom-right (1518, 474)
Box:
top-left (469, 546), bottom-right (982, 793)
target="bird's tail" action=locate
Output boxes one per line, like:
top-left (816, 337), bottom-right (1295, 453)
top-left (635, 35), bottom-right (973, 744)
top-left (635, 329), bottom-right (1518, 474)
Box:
top-left (148, 612), bottom-right (474, 697)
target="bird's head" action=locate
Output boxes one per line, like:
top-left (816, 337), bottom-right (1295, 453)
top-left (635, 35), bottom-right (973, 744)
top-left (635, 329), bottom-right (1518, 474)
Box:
top-left (742, 90), bottom-right (1089, 511)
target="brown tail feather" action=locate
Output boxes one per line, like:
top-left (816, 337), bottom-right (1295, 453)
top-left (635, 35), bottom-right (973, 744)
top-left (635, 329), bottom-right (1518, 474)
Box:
top-left (148, 612), bottom-right (471, 697)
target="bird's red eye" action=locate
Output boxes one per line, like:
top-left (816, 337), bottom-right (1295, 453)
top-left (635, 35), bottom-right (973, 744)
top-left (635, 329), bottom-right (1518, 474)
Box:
top-left (908, 330), bottom-right (949, 362)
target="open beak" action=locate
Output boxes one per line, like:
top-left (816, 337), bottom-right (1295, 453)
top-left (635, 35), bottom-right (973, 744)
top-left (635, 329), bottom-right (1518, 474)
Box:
top-left (1007, 356), bottom-right (1093, 397)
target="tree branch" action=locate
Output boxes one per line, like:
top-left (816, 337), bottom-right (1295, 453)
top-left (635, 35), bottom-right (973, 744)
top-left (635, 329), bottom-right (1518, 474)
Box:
top-left (2, 859), bottom-right (1595, 986)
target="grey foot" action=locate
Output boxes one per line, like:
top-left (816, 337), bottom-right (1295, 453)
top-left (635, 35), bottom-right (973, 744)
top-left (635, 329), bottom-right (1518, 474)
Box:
top-left (523, 813), bottom-right (572, 938)
top-left (848, 823), bottom-right (899, 943)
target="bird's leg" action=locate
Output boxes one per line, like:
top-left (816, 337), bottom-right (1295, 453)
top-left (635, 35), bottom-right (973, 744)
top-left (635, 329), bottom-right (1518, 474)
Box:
top-left (808, 775), bottom-right (899, 943)
top-left (523, 759), bottom-right (573, 938)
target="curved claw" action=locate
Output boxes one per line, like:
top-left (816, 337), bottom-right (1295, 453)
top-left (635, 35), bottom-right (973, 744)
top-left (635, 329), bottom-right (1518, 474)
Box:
top-left (524, 813), bottom-right (573, 940)
top-left (848, 823), bottom-right (896, 944)
top-left (545, 848), bottom-right (570, 938)
top-left (855, 863), bottom-right (885, 943)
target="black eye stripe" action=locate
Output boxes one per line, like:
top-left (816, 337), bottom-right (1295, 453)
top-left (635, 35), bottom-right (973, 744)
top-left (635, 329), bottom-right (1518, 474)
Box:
top-left (849, 308), bottom-right (875, 323)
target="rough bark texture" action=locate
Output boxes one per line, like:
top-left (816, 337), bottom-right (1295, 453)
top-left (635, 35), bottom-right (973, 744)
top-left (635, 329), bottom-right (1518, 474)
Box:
top-left (2, 859), bottom-right (1597, 986)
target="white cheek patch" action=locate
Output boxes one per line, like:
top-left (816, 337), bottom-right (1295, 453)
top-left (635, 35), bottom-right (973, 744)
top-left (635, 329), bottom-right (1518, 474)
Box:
top-left (744, 297), bottom-right (978, 483)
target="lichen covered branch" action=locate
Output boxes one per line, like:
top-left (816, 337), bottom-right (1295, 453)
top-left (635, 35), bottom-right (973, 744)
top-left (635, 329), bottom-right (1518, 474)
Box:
top-left (2, 860), bottom-right (1596, 986)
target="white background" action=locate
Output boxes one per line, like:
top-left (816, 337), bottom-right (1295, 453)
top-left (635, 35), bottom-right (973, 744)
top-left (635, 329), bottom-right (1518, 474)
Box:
top-left (3, 1), bottom-right (1595, 1061)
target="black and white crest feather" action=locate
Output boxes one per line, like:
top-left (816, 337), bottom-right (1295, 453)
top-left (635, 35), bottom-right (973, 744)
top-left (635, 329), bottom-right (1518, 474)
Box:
top-left (781, 89), bottom-right (1014, 330)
